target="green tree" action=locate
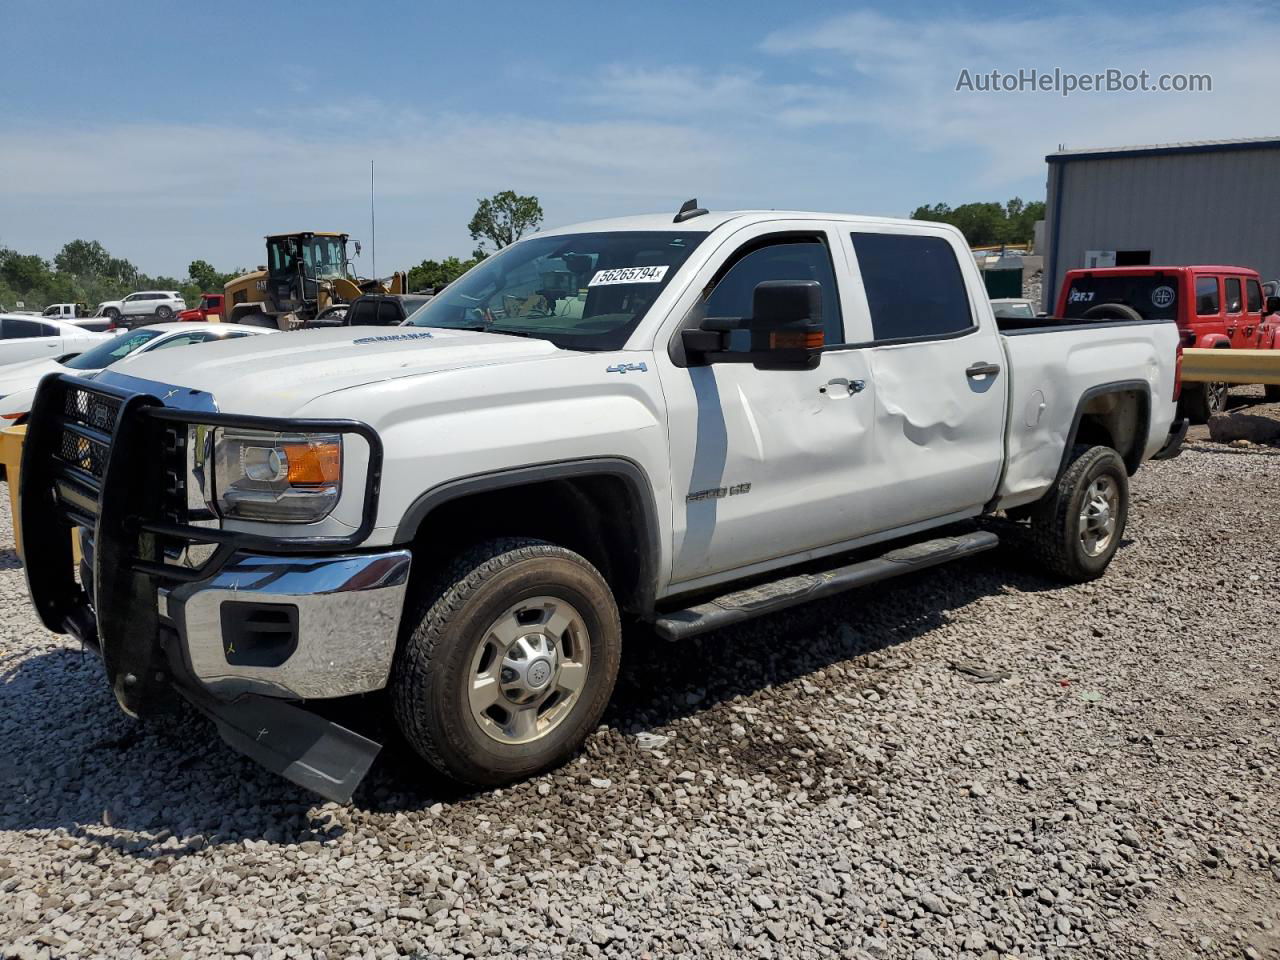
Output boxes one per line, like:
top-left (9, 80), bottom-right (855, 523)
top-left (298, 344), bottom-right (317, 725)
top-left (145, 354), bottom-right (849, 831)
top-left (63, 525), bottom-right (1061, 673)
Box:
top-left (0, 249), bottom-right (53, 293)
top-left (468, 190), bottom-right (543, 253)
top-left (187, 259), bottom-right (236, 292)
top-left (910, 197), bottom-right (1044, 247)
top-left (54, 239), bottom-right (114, 278)
top-left (406, 255), bottom-right (481, 292)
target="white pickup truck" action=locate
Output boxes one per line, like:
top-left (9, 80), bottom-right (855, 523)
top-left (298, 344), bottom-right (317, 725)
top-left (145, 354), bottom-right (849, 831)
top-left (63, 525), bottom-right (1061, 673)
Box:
top-left (20, 206), bottom-right (1185, 801)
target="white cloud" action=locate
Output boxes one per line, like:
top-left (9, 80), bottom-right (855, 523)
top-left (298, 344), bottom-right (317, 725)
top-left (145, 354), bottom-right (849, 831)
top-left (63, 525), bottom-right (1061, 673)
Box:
top-left (760, 5), bottom-right (1276, 181)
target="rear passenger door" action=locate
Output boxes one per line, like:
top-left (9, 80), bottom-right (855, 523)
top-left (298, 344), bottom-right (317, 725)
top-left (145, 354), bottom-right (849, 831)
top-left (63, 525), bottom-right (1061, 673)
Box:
top-left (1223, 276), bottom-right (1247, 347)
top-left (841, 228), bottom-right (1006, 530)
top-left (1241, 277), bottom-right (1264, 347)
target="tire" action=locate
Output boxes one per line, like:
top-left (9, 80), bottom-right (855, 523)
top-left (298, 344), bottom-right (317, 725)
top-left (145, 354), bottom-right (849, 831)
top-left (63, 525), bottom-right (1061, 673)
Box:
top-left (391, 537), bottom-right (621, 787)
top-left (1178, 379), bottom-right (1228, 424)
top-left (1264, 385), bottom-right (1280, 403)
top-left (1026, 445), bottom-right (1129, 583)
top-left (104, 307), bottom-right (120, 320)
top-left (155, 305), bottom-right (173, 320)
top-left (1082, 303), bottom-right (1143, 322)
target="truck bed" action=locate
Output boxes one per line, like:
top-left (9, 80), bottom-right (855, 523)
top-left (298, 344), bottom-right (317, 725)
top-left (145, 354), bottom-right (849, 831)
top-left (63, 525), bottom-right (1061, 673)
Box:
top-left (994, 315), bottom-right (1180, 509)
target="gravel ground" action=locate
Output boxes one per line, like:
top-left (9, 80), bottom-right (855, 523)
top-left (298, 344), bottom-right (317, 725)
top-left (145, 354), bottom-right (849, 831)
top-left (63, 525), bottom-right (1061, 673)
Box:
top-left (2, 414), bottom-right (1279, 960)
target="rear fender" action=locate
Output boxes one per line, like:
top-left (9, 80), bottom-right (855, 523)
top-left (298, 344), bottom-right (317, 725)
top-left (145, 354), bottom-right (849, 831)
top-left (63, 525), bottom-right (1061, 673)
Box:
top-left (1198, 334), bottom-right (1231, 350)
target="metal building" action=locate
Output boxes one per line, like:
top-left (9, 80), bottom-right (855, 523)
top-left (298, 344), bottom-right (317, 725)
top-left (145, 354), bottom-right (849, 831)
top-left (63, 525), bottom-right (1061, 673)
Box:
top-left (1042, 136), bottom-right (1280, 311)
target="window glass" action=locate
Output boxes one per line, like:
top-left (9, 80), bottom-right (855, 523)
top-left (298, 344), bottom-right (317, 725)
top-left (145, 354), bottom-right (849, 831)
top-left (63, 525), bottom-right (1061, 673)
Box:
top-left (1195, 277), bottom-right (1220, 315)
top-left (1246, 279), bottom-right (1262, 313)
top-left (1225, 277), bottom-right (1243, 314)
top-left (151, 332), bottom-right (215, 350)
top-left (407, 231), bottom-right (705, 351)
top-left (64, 328), bottom-right (165, 369)
top-left (376, 300), bottom-right (402, 325)
top-left (852, 233), bottom-right (973, 341)
top-left (3, 318), bottom-right (51, 339)
top-left (701, 238), bottom-right (842, 347)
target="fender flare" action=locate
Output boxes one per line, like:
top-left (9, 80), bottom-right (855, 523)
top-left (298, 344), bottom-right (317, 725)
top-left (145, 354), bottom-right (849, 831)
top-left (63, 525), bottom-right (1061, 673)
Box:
top-left (1198, 334), bottom-right (1231, 350)
top-left (1058, 379), bottom-right (1152, 478)
top-left (394, 457), bottom-right (662, 614)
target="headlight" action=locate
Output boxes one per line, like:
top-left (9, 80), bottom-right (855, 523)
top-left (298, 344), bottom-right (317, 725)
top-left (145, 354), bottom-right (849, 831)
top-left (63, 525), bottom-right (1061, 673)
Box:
top-left (210, 428), bottom-right (342, 522)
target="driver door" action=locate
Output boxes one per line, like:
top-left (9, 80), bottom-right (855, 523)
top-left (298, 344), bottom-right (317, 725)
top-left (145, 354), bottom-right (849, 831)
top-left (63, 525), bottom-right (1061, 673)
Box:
top-left (655, 221), bottom-right (879, 587)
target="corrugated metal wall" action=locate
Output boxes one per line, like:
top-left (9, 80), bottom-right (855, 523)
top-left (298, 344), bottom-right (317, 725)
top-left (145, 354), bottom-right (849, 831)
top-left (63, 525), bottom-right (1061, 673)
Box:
top-left (1042, 146), bottom-right (1280, 311)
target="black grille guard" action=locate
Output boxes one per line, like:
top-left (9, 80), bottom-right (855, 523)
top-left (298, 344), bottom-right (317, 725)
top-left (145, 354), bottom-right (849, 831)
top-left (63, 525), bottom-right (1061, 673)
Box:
top-left (19, 372), bottom-right (383, 717)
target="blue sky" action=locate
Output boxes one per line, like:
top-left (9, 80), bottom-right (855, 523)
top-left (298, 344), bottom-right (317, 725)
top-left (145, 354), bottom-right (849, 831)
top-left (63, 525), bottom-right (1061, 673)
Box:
top-left (1, 0), bottom-right (1269, 278)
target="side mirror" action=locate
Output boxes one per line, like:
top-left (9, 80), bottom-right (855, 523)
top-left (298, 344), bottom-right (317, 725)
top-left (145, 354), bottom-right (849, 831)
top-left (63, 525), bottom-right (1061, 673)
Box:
top-left (1265, 295), bottom-right (1280, 316)
top-left (354, 241), bottom-right (362, 257)
top-left (682, 280), bottom-right (825, 371)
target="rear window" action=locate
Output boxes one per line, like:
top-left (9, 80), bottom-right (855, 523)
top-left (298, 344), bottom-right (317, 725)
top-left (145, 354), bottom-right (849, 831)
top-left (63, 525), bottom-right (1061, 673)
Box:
top-left (1247, 279), bottom-right (1262, 312)
top-left (1225, 277), bottom-right (1243, 314)
top-left (851, 233), bottom-right (973, 342)
top-left (1062, 274), bottom-right (1180, 321)
top-left (1195, 277), bottom-right (1220, 315)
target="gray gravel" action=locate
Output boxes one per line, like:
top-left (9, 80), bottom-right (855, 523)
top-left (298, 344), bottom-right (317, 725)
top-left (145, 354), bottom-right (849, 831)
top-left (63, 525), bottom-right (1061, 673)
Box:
top-left (2, 432), bottom-right (1279, 959)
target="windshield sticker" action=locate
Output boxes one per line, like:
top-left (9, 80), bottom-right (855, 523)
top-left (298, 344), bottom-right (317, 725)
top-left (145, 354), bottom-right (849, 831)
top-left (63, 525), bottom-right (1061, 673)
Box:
top-left (588, 265), bottom-right (669, 286)
top-left (1151, 286), bottom-right (1175, 308)
top-left (352, 331), bottom-right (434, 345)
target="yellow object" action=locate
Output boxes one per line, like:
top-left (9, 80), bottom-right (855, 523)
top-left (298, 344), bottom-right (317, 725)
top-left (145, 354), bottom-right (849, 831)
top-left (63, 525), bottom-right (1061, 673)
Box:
top-left (1182, 348), bottom-right (1280, 385)
top-left (222, 231), bottom-right (407, 328)
top-left (0, 425), bottom-right (27, 555)
top-left (0, 424), bottom-right (81, 565)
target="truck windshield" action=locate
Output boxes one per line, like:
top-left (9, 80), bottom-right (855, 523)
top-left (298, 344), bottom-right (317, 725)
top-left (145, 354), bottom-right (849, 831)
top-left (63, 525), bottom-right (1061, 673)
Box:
top-left (1062, 275), bottom-right (1180, 321)
top-left (405, 231), bottom-right (706, 350)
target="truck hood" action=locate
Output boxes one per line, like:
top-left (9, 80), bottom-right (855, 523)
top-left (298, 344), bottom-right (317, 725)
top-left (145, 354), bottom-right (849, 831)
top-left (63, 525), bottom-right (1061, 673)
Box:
top-left (95, 325), bottom-right (562, 415)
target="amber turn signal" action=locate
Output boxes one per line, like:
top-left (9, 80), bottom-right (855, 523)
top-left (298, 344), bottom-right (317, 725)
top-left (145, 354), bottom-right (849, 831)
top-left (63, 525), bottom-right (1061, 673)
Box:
top-left (769, 330), bottom-right (825, 350)
top-left (283, 440), bottom-right (342, 486)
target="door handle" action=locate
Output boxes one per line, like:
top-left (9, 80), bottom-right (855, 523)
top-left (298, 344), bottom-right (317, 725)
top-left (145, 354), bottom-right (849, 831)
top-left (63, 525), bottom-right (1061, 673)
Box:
top-left (965, 361), bottom-right (1001, 379)
top-left (819, 377), bottom-right (865, 396)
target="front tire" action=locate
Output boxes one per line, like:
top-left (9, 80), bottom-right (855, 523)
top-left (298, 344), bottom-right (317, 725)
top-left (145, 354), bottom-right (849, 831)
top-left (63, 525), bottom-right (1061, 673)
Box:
top-left (1027, 445), bottom-right (1129, 582)
top-left (1264, 385), bottom-right (1280, 403)
top-left (391, 538), bottom-right (621, 787)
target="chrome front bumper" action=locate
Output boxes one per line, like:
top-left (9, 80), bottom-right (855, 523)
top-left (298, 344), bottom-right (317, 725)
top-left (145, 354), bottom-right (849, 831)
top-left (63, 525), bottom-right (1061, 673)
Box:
top-left (164, 549), bottom-right (412, 701)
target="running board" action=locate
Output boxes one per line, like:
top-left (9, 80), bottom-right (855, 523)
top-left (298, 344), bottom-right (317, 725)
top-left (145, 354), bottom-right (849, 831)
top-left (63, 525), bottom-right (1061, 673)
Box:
top-left (652, 530), bottom-right (999, 641)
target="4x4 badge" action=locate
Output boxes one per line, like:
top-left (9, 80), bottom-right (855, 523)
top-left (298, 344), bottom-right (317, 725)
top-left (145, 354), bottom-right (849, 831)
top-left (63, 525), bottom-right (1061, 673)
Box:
top-left (606, 362), bottom-right (648, 374)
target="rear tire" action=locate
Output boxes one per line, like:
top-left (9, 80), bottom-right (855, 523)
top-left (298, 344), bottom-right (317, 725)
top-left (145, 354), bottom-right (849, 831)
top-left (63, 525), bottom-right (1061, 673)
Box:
top-left (391, 538), bottom-right (621, 787)
top-left (1178, 380), bottom-right (1228, 424)
top-left (104, 307), bottom-right (120, 321)
top-left (1264, 385), bottom-right (1280, 403)
top-left (155, 305), bottom-right (173, 320)
top-left (1026, 445), bottom-right (1129, 583)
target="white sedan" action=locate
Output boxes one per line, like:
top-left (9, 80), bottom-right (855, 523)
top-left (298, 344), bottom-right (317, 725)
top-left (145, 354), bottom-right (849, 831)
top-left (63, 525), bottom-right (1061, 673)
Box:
top-left (0, 314), bottom-right (111, 366)
top-left (0, 322), bottom-right (278, 423)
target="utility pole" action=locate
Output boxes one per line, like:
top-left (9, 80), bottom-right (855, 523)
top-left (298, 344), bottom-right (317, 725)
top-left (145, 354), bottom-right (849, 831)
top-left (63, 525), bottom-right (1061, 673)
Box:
top-left (370, 160), bottom-right (377, 278)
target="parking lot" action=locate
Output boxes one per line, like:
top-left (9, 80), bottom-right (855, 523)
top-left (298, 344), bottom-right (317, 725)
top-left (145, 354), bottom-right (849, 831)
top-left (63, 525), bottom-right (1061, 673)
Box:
top-left (1, 397), bottom-right (1278, 960)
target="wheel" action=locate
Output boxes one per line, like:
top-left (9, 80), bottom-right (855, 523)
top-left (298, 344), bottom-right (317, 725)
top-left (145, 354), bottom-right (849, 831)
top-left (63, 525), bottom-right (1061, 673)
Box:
top-left (1082, 303), bottom-right (1143, 322)
top-left (104, 307), bottom-right (120, 320)
top-left (155, 305), bottom-right (173, 320)
top-left (1027, 445), bottom-right (1129, 582)
top-left (1264, 385), bottom-right (1280, 403)
top-left (391, 538), bottom-right (621, 786)
top-left (1178, 380), bottom-right (1229, 424)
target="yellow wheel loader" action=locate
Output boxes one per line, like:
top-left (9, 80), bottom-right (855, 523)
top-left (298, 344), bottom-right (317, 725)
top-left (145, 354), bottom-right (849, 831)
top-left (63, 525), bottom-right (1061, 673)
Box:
top-left (223, 231), bottom-right (404, 330)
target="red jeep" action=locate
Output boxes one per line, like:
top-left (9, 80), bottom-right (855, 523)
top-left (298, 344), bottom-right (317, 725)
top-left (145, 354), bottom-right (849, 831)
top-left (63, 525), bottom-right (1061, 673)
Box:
top-left (177, 292), bottom-right (224, 322)
top-left (1056, 266), bottom-right (1280, 422)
